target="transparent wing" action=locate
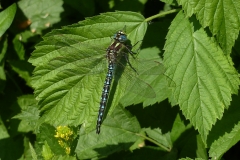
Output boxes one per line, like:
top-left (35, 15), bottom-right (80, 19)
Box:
top-left (49, 34), bottom-right (168, 98)
top-left (116, 57), bottom-right (167, 98)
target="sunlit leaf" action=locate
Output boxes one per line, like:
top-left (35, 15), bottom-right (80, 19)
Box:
top-left (0, 3), bottom-right (16, 37)
top-left (178, 0), bottom-right (240, 55)
top-left (29, 12), bottom-right (148, 133)
top-left (164, 11), bottom-right (240, 142)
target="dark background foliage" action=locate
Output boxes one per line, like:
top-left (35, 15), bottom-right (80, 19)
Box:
top-left (0, 0), bottom-right (240, 159)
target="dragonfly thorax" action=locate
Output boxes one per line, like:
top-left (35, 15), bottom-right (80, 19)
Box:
top-left (106, 48), bottom-right (117, 63)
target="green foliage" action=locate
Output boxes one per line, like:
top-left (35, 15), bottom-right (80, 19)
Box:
top-left (0, 0), bottom-right (240, 160)
top-left (164, 11), bottom-right (239, 142)
top-left (0, 3), bottom-right (16, 37)
top-left (177, 0), bottom-right (240, 55)
top-left (0, 35), bottom-right (8, 91)
top-left (29, 142), bottom-right (38, 160)
top-left (17, 0), bottom-right (64, 34)
top-left (76, 105), bottom-right (141, 159)
top-left (42, 141), bottom-right (54, 159)
top-left (12, 95), bottom-right (39, 132)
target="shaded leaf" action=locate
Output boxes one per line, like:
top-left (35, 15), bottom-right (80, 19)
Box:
top-left (17, 0), bottom-right (64, 34)
top-left (76, 105), bottom-right (141, 159)
top-left (179, 158), bottom-right (205, 160)
top-left (36, 123), bottom-right (65, 155)
top-left (17, 137), bottom-right (33, 160)
top-left (8, 60), bottom-right (34, 87)
top-left (12, 95), bottom-right (39, 132)
top-left (170, 113), bottom-right (192, 144)
top-left (179, 135), bottom-right (207, 159)
top-left (0, 117), bottom-right (23, 159)
top-left (64, 0), bottom-right (95, 17)
top-left (208, 94), bottom-right (240, 159)
top-left (161, 0), bottom-right (177, 5)
top-left (0, 117), bottom-right (9, 139)
top-left (29, 142), bottom-right (38, 160)
top-left (51, 155), bottom-right (76, 160)
top-left (144, 128), bottom-right (172, 149)
top-left (13, 36), bottom-right (25, 60)
top-left (0, 35), bottom-right (8, 91)
top-left (209, 121), bottom-right (240, 159)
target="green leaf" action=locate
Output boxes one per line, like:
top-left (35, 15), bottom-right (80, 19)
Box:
top-left (0, 117), bottom-right (9, 139)
top-left (19, 137), bottom-right (33, 160)
top-left (29, 142), bottom-right (38, 160)
top-left (163, 11), bottom-right (240, 142)
top-left (129, 130), bottom-right (145, 151)
top-left (8, 60), bottom-right (34, 87)
top-left (75, 105), bottom-right (141, 159)
top-left (0, 117), bottom-right (23, 159)
top-left (42, 141), bottom-right (54, 160)
top-left (51, 155), bottom-right (76, 160)
top-left (111, 146), bottom-right (178, 160)
top-left (161, 0), bottom-right (177, 5)
top-left (170, 114), bottom-right (207, 159)
top-left (0, 3), bottom-right (16, 37)
top-left (0, 35), bottom-right (8, 91)
top-left (127, 100), bottom-right (180, 138)
top-left (29, 11), bottom-right (147, 129)
top-left (144, 128), bottom-right (172, 149)
top-left (13, 36), bottom-right (25, 60)
top-left (36, 124), bottom-right (65, 155)
top-left (178, 0), bottom-right (240, 55)
top-left (17, 0), bottom-right (64, 34)
top-left (233, 35), bottom-right (240, 56)
top-left (208, 94), bottom-right (240, 159)
top-left (209, 122), bottom-right (240, 159)
top-left (12, 95), bottom-right (40, 132)
top-left (170, 113), bottom-right (192, 144)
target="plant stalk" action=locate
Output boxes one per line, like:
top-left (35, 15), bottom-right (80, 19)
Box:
top-left (136, 133), bottom-right (171, 152)
top-left (145, 9), bottom-right (181, 22)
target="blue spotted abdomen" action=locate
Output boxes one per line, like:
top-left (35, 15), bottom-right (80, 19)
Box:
top-left (96, 62), bottom-right (114, 134)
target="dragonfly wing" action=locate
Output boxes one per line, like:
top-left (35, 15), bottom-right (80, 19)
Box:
top-left (114, 60), bottom-right (156, 98)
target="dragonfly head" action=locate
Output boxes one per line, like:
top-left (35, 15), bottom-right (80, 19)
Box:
top-left (113, 30), bottom-right (127, 43)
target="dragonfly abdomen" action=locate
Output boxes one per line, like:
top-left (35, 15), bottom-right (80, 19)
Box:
top-left (96, 62), bottom-right (114, 134)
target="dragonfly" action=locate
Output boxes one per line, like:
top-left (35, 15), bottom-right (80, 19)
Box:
top-left (50, 27), bottom-right (166, 134)
top-left (96, 28), bottom-right (139, 134)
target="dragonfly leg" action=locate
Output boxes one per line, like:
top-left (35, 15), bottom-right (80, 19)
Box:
top-left (124, 39), bottom-right (143, 58)
top-left (123, 53), bottom-right (138, 74)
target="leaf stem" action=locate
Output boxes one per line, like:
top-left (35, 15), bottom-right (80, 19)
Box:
top-left (136, 133), bottom-right (171, 152)
top-left (145, 9), bottom-right (180, 22)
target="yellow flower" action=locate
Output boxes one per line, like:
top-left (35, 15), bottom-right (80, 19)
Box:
top-left (65, 147), bottom-right (71, 155)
